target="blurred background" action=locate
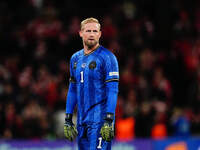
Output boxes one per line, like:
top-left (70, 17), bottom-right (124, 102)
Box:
top-left (0, 0), bottom-right (200, 149)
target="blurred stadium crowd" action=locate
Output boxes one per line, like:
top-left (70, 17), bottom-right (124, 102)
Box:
top-left (1, 0), bottom-right (200, 140)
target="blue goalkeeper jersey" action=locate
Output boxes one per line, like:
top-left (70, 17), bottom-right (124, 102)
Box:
top-left (66, 45), bottom-right (119, 125)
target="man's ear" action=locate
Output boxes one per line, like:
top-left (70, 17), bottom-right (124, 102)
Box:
top-left (79, 31), bottom-right (82, 37)
top-left (99, 31), bottom-right (102, 38)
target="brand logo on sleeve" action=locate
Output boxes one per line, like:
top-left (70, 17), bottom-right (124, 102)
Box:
top-left (109, 72), bottom-right (119, 76)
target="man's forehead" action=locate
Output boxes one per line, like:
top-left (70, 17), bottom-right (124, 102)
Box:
top-left (82, 23), bottom-right (100, 30)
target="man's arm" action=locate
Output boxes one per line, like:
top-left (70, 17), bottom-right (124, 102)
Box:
top-left (65, 77), bottom-right (77, 114)
top-left (106, 81), bottom-right (119, 114)
top-left (100, 51), bottom-right (119, 142)
top-left (100, 81), bottom-right (118, 141)
top-left (64, 57), bottom-right (78, 141)
top-left (66, 56), bottom-right (77, 114)
top-left (104, 52), bottom-right (119, 116)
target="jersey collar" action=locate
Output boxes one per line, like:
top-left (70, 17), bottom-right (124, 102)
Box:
top-left (84, 45), bottom-right (100, 56)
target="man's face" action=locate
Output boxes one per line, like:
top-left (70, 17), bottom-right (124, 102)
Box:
top-left (79, 22), bottom-right (101, 49)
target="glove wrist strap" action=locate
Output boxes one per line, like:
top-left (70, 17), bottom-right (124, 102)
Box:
top-left (65, 113), bottom-right (73, 123)
top-left (105, 113), bottom-right (114, 124)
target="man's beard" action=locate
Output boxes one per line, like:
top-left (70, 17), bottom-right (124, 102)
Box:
top-left (84, 39), bottom-right (98, 49)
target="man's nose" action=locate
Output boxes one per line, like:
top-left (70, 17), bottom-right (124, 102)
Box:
top-left (90, 32), bottom-right (95, 35)
top-left (89, 33), bottom-right (95, 37)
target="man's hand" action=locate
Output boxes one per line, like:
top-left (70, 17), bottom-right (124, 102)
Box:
top-left (64, 114), bottom-right (78, 141)
top-left (100, 113), bottom-right (114, 142)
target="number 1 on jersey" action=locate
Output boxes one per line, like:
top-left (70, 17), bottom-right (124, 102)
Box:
top-left (97, 137), bottom-right (102, 149)
top-left (80, 71), bottom-right (84, 83)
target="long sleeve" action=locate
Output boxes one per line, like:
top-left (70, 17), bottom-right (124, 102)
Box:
top-left (103, 51), bottom-right (119, 114)
top-left (106, 81), bottom-right (119, 113)
top-left (65, 57), bottom-right (77, 114)
top-left (66, 81), bottom-right (77, 114)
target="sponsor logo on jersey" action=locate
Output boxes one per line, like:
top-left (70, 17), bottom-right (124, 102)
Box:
top-left (109, 72), bottom-right (119, 76)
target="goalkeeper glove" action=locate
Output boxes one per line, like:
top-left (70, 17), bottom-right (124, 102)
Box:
top-left (100, 113), bottom-right (114, 142)
top-left (64, 113), bottom-right (78, 141)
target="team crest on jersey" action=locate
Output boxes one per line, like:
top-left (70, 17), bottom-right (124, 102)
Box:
top-left (89, 61), bottom-right (96, 69)
top-left (73, 62), bottom-right (77, 69)
top-left (81, 63), bottom-right (86, 68)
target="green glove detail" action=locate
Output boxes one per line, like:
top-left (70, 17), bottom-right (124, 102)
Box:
top-left (100, 113), bottom-right (114, 142)
top-left (100, 122), bottom-right (114, 142)
top-left (64, 113), bottom-right (78, 141)
top-left (64, 123), bottom-right (78, 141)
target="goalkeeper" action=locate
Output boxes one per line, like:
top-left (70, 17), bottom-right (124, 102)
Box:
top-left (64, 17), bottom-right (119, 150)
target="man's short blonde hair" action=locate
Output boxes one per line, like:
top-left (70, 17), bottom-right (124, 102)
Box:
top-left (80, 17), bottom-right (101, 30)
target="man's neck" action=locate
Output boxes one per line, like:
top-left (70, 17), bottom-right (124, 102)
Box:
top-left (84, 44), bottom-right (99, 55)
